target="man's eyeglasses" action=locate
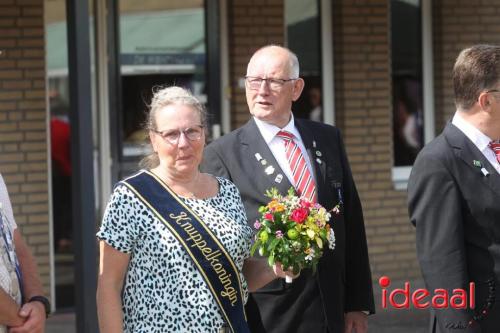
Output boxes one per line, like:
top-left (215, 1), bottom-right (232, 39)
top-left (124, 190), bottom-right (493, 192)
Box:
top-left (152, 125), bottom-right (204, 145)
top-left (486, 89), bottom-right (500, 94)
top-left (245, 76), bottom-right (297, 91)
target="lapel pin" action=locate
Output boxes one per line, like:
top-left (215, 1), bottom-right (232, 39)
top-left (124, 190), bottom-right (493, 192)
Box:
top-left (312, 141), bottom-right (317, 148)
top-left (265, 166), bottom-right (275, 175)
top-left (472, 160), bottom-right (489, 176)
top-left (261, 159), bottom-right (267, 166)
top-left (315, 151), bottom-right (322, 157)
top-left (316, 158), bottom-right (322, 165)
top-left (255, 153), bottom-right (262, 161)
top-left (275, 174), bottom-right (283, 183)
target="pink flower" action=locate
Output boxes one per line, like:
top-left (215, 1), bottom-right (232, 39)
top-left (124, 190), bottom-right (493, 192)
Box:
top-left (300, 199), bottom-right (312, 209)
top-left (275, 230), bottom-right (283, 238)
top-left (264, 212), bottom-right (274, 221)
top-left (332, 205), bottom-right (340, 215)
top-left (254, 220), bottom-right (262, 229)
top-left (290, 208), bottom-right (309, 224)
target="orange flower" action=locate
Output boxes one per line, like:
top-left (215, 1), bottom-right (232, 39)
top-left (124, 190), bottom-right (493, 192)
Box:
top-left (268, 200), bottom-right (285, 212)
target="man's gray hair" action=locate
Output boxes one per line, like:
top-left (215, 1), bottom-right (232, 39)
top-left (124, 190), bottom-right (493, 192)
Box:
top-left (248, 45), bottom-right (300, 78)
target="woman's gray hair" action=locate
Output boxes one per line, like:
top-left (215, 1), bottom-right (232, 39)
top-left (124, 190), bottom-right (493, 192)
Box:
top-left (139, 86), bottom-right (207, 169)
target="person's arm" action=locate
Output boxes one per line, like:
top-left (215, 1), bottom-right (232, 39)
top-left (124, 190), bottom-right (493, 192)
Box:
top-left (408, 154), bottom-right (479, 332)
top-left (0, 288), bottom-right (24, 327)
top-left (96, 241), bottom-right (130, 333)
top-left (335, 129), bottom-right (374, 314)
top-left (243, 258), bottom-right (298, 292)
top-left (8, 229), bottom-right (46, 333)
top-left (332, 129), bottom-right (372, 333)
top-left (13, 230), bottom-right (44, 300)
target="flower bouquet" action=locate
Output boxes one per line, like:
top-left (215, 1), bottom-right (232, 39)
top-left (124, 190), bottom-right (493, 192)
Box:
top-left (250, 188), bottom-right (337, 283)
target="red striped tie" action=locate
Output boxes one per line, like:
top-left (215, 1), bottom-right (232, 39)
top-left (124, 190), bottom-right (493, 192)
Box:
top-left (276, 130), bottom-right (316, 202)
top-left (489, 140), bottom-right (500, 164)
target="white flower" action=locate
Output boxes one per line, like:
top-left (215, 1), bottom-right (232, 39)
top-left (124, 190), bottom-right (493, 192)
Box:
top-left (305, 248), bottom-right (315, 261)
top-left (328, 230), bottom-right (336, 250)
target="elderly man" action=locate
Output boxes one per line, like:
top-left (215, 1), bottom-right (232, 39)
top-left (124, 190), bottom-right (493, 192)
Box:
top-left (202, 45), bottom-right (374, 333)
top-left (408, 44), bottom-right (500, 332)
top-left (0, 173), bottom-right (49, 333)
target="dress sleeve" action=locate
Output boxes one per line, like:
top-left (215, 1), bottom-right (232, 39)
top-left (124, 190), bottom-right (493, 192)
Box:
top-left (0, 174), bottom-right (17, 230)
top-left (96, 184), bottom-right (143, 253)
top-left (220, 178), bottom-right (248, 223)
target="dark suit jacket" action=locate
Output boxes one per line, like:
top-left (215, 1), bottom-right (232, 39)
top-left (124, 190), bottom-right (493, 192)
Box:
top-left (408, 123), bottom-right (500, 333)
top-left (201, 118), bottom-right (375, 333)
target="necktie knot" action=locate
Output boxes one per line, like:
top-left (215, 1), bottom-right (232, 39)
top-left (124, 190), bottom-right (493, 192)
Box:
top-left (276, 130), bottom-right (294, 142)
top-left (489, 140), bottom-right (500, 163)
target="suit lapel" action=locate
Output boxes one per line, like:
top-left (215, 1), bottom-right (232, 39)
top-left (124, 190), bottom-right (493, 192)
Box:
top-left (239, 119), bottom-right (293, 194)
top-left (295, 119), bottom-right (328, 200)
top-left (444, 123), bottom-right (500, 195)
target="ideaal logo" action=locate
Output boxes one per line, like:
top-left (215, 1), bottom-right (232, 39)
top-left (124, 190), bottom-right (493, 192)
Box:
top-left (379, 276), bottom-right (475, 309)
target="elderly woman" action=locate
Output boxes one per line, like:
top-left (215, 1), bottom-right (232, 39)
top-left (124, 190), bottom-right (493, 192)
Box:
top-left (96, 86), bottom-right (292, 333)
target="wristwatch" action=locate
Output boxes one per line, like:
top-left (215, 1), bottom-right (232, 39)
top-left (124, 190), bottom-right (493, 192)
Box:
top-left (28, 295), bottom-right (51, 318)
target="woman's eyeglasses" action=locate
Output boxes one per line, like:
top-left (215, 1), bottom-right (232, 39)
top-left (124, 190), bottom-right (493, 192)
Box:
top-left (152, 125), bottom-right (204, 145)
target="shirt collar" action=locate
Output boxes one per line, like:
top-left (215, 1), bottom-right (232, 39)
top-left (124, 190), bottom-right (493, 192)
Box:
top-left (452, 111), bottom-right (493, 151)
top-left (253, 114), bottom-right (301, 144)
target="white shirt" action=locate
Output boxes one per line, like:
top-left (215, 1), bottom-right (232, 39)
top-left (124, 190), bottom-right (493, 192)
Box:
top-left (253, 115), bottom-right (316, 186)
top-left (0, 174), bottom-right (16, 230)
top-left (452, 112), bottom-right (500, 174)
top-left (0, 173), bottom-right (21, 333)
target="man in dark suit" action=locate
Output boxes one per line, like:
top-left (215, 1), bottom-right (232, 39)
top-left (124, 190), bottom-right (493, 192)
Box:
top-left (202, 45), bottom-right (374, 333)
top-left (408, 45), bottom-right (500, 332)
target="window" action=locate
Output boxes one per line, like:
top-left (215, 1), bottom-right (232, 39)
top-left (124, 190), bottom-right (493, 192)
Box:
top-left (118, 0), bottom-right (207, 159)
top-left (390, 0), bottom-right (434, 189)
top-left (285, 0), bottom-right (323, 122)
top-left (391, 0), bottom-right (424, 167)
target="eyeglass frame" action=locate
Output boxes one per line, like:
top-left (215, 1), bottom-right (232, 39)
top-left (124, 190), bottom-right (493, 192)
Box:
top-left (151, 125), bottom-right (205, 145)
top-left (245, 76), bottom-right (298, 91)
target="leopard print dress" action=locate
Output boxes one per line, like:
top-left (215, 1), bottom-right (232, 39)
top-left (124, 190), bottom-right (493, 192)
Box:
top-left (97, 176), bottom-right (252, 333)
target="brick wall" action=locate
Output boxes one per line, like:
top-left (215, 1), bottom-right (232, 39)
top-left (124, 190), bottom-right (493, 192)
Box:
top-left (228, 0), bottom-right (284, 128)
top-left (0, 0), bottom-right (50, 296)
top-left (433, 0), bottom-right (500, 132)
top-left (332, 0), bottom-right (420, 281)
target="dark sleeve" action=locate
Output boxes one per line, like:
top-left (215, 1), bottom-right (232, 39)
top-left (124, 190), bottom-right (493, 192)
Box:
top-left (201, 143), bottom-right (231, 180)
top-left (336, 129), bottom-right (375, 313)
top-left (408, 154), bottom-right (479, 332)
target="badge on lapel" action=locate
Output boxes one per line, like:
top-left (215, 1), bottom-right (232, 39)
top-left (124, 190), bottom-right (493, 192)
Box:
top-left (265, 166), bottom-right (275, 175)
top-left (255, 152), bottom-right (283, 184)
top-left (274, 174), bottom-right (283, 183)
top-left (473, 160), bottom-right (489, 177)
top-left (314, 145), bottom-right (323, 165)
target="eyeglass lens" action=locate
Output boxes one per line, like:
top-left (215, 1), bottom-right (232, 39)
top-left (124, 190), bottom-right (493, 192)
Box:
top-left (159, 126), bottom-right (203, 143)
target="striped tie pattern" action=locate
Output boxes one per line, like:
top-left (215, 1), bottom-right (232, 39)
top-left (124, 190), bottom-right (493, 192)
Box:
top-left (276, 130), bottom-right (316, 202)
top-left (489, 140), bottom-right (500, 164)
